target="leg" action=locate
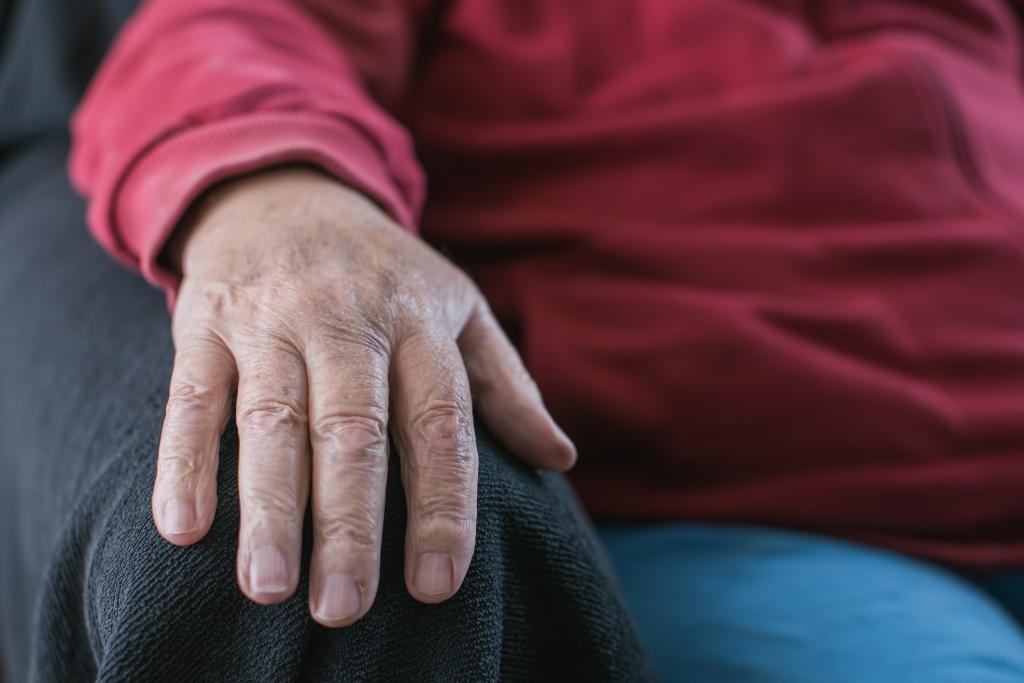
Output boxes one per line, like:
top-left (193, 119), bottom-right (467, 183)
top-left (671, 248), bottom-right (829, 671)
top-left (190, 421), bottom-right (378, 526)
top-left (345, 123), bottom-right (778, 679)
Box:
top-left (0, 141), bottom-right (651, 682)
top-left (977, 572), bottom-right (1024, 629)
top-left (599, 523), bottom-right (1024, 683)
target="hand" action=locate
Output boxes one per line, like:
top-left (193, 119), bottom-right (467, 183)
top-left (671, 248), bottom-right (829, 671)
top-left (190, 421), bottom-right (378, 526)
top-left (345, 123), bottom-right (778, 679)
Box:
top-left (151, 166), bottom-right (576, 627)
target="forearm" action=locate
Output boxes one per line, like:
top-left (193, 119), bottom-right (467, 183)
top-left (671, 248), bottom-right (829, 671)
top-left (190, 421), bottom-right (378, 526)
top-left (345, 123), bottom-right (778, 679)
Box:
top-left (69, 0), bottom-right (428, 303)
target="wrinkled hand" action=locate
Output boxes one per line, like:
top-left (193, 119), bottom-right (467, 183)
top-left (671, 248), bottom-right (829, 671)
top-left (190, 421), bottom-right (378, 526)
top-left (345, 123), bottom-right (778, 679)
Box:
top-left (152, 166), bottom-right (575, 626)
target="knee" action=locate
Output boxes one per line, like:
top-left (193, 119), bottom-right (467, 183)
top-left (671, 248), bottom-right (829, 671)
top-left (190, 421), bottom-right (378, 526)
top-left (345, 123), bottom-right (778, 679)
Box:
top-left (82, 424), bottom-right (315, 678)
top-left (88, 425), bottom-right (251, 634)
top-left (604, 524), bottom-right (1024, 683)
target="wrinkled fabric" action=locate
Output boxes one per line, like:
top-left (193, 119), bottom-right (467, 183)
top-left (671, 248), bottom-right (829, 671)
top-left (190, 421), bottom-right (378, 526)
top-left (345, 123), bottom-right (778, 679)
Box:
top-left (70, 0), bottom-right (1024, 568)
top-left (0, 140), bottom-right (650, 682)
top-left (600, 523), bottom-right (1024, 682)
top-left (0, 0), bottom-right (651, 672)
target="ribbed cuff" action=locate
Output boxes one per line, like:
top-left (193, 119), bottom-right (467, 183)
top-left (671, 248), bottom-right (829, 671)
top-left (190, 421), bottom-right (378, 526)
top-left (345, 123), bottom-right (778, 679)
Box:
top-left (112, 111), bottom-right (419, 309)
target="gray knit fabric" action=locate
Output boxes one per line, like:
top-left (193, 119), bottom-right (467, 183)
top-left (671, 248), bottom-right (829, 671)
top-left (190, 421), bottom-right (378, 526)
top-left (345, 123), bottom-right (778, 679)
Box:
top-left (0, 1), bottom-right (653, 679)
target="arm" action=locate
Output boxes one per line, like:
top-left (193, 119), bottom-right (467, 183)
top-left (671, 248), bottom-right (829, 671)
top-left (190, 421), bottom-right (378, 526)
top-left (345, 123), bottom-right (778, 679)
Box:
top-left (70, 0), bottom-right (427, 303)
top-left (70, 0), bottom-right (576, 628)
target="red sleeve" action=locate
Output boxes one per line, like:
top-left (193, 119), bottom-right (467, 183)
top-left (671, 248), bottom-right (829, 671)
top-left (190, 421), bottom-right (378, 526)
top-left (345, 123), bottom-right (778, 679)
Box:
top-left (69, 0), bottom-right (430, 306)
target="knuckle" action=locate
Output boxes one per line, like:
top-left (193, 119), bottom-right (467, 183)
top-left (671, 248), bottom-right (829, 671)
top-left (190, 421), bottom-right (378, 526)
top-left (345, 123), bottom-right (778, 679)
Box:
top-left (319, 320), bottom-right (391, 358)
top-left (241, 484), bottom-right (303, 524)
top-left (352, 269), bottom-right (401, 322)
top-left (194, 282), bottom-right (239, 318)
top-left (413, 498), bottom-right (476, 543)
top-left (312, 412), bottom-right (388, 459)
top-left (411, 454), bottom-right (476, 505)
top-left (247, 319), bottom-right (301, 354)
top-left (315, 513), bottom-right (380, 551)
top-left (239, 398), bottom-right (307, 434)
top-left (166, 380), bottom-right (222, 417)
top-left (157, 449), bottom-right (201, 480)
top-left (298, 276), bottom-right (396, 346)
top-left (173, 282), bottom-right (239, 331)
top-left (412, 404), bottom-right (473, 460)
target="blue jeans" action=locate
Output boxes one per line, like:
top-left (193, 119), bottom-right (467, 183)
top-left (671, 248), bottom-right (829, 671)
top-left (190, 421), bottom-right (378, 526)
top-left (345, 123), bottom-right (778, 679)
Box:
top-left (598, 524), bottom-right (1024, 682)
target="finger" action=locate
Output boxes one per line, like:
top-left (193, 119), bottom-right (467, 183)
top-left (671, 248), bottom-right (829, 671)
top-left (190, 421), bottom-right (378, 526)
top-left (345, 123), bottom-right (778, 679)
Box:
top-left (391, 330), bottom-right (477, 604)
top-left (305, 337), bottom-right (390, 627)
top-left (458, 302), bottom-right (576, 471)
top-left (153, 333), bottom-right (235, 545)
top-left (234, 339), bottom-right (310, 604)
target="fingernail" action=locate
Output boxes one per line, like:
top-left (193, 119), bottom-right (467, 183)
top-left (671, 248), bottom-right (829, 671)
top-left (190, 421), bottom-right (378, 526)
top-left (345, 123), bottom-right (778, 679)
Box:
top-left (249, 545), bottom-right (289, 594)
top-left (414, 553), bottom-right (454, 596)
top-left (162, 498), bottom-right (197, 535)
top-left (555, 426), bottom-right (577, 463)
top-left (315, 573), bottom-right (361, 623)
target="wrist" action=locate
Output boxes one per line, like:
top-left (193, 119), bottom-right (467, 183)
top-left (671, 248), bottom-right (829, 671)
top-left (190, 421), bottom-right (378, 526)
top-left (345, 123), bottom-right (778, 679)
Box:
top-left (161, 164), bottom-right (338, 274)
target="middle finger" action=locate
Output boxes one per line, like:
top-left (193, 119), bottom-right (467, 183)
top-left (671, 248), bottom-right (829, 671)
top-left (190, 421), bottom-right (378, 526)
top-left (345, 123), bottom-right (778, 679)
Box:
top-left (305, 336), bottom-right (391, 627)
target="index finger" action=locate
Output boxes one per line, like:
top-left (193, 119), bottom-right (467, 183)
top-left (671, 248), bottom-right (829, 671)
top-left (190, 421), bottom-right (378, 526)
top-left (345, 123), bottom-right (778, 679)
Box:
top-left (153, 333), bottom-right (235, 545)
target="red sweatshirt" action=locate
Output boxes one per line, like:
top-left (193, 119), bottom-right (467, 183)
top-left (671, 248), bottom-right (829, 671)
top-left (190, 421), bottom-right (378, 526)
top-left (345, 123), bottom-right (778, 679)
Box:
top-left (72, 0), bottom-right (1024, 569)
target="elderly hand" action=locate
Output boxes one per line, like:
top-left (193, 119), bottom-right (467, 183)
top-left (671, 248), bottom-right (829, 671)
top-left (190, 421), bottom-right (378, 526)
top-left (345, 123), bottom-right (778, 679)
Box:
top-left (152, 166), bottom-right (576, 627)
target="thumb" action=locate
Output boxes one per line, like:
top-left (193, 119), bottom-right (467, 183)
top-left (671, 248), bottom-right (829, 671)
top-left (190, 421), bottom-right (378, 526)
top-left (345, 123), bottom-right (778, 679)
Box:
top-left (457, 301), bottom-right (577, 471)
